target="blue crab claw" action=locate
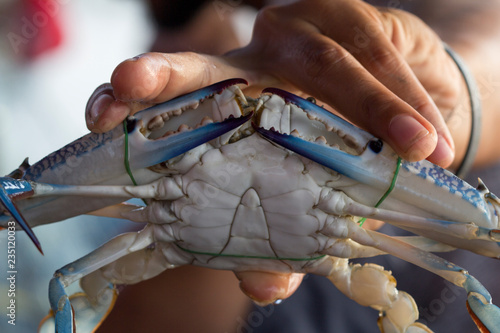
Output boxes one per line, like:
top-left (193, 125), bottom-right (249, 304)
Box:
top-left (125, 78), bottom-right (251, 169)
top-left (0, 177), bottom-right (43, 254)
top-left (0, 78), bottom-right (251, 249)
top-left (254, 87), bottom-right (394, 189)
top-left (126, 105), bottom-right (252, 170)
top-left (254, 87), bottom-right (500, 256)
top-left (465, 276), bottom-right (500, 332)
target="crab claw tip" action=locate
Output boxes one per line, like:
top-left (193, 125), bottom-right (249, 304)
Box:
top-left (465, 284), bottom-right (500, 332)
top-left (0, 178), bottom-right (43, 254)
top-left (466, 300), bottom-right (490, 333)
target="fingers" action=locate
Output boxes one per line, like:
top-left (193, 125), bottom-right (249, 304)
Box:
top-left (235, 271), bottom-right (303, 306)
top-left (86, 0), bottom-right (461, 168)
top-left (237, 0), bottom-right (455, 166)
top-left (86, 52), bottom-right (257, 132)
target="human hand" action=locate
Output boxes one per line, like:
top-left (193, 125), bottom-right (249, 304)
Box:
top-left (87, 0), bottom-right (465, 167)
top-left (85, 0), bottom-right (466, 305)
top-left (230, 0), bottom-right (463, 168)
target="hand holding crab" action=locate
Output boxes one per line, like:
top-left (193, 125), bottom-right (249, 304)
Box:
top-left (84, 0), bottom-right (500, 314)
top-left (87, 0), bottom-right (472, 167)
top-left (3, 0), bottom-right (500, 332)
top-left (3, 77), bottom-right (500, 332)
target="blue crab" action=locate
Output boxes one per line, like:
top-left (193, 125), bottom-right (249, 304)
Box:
top-left (1, 79), bottom-right (500, 332)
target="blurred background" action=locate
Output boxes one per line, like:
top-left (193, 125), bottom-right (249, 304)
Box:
top-left (0, 0), bottom-right (153, 331)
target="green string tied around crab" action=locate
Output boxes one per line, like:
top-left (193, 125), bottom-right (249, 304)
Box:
top-left (123, 120), bottom-right (148, 206)
top-left (358, 156), bottom-right (402, 226)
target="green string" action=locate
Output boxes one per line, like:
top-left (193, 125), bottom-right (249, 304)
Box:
top-left (176, 244), bottom-right (326, 261)
top-left (123, 120), bottom-right (149, 206)
top-left (358, 156), bottom-right (402, 226)
top-left (123, 120), bottom-right (139, 186)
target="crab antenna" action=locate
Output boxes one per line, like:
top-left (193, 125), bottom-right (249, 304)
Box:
top-left (0, 178), bottom-right (43, 254)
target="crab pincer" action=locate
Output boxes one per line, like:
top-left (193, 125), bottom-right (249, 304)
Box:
top-left (0, 177), bottom-right (42, 253)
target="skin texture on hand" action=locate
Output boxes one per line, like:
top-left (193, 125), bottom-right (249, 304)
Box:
top-left (86, 2), bottom-right (462, 167)
top-left (85, 0), bottom-right (474, 307)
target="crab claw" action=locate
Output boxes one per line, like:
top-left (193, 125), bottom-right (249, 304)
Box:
top-left (254, 88), bottom-right (388, 188)
top-left (0, 78), bottom-right (252, 244)
top-left (125, 78), bottom-right (251, 169)
top-left (0, 177), bottom-right (43, 254)
top-left (465, 275), bottom-right (500, 332)
top-left (253, 87), bottom-right (499, 253)
top-left (126, 107), bottom-right (252, 170)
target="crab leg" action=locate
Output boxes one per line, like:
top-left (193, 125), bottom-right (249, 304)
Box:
top-left (352, 227), bottom-right (500, 332)
top-left (339, 198), bottom-right (500, 257)
top-left (40, 226), bottom-right (156, 333)
top-left (39, 221), bottom-right (198, 333)
top-left (322, 257), bottom-right (432, 332)
top-left (314, 200), bottom-right (500, 332)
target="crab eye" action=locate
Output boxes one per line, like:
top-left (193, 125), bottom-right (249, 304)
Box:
top-left (368, 139), bottom-right (383, 153)
top-left (126, 117), bottom-right (138, 133)
top-left (306, 96), bottom-right (317, 104)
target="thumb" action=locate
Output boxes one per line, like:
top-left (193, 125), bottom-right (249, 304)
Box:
top-left (86, 52), bottom-right (256, 132)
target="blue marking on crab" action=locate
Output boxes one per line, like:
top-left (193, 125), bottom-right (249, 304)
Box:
top-left (48, 278), bottom-right (74, 332)
top-left (0, 177), bottom-right (42, 253)
top-left (402, 160), bottom-right (483, 209)
top-left (25, 131), bottom-right (114, 180)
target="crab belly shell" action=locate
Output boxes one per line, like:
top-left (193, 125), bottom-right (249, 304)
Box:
top-left (167, 133), bottom-right (332, 272)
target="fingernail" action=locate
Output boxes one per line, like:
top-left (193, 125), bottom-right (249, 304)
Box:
top-left (89, 93), bottom-right (114, 124)
top-left (388, 115), bottom-right (430, 153)
top-left (119, 54), bottom-right (146, 64)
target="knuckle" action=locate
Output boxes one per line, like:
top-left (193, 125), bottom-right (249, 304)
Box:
top-left (255, 5), bottom-right (280, 26)
top-left (301, 40), bottom-right (351, 80)
top-left (367, 44), bottom-right (400, 72)
top-left (253, 6), bottom-right (283, 42)
top-left (358, 89), bottom-right (397, 125)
